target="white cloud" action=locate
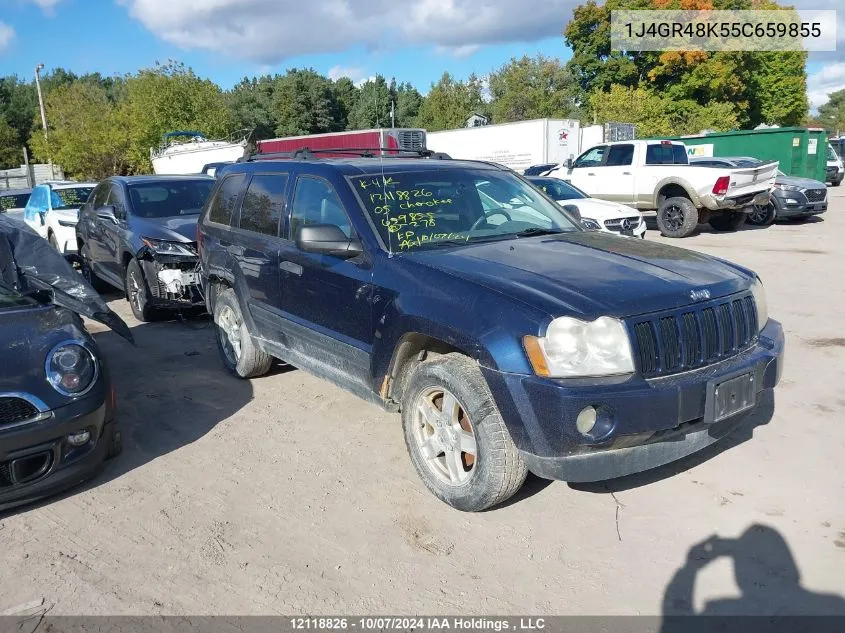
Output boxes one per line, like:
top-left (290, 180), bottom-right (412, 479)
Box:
top-left (808, 62), bottom-right (845, 112)
top-left (327, 65), bottom-right (366, 82)
top-left (119, 0), bottom-right (575, 63)
top-left (26, 0), bottom-right (64, 14)
top-left (0, 22), bottom-right (14, 53)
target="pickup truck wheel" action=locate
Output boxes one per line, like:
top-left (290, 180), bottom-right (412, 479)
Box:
top-left (657, 197), bottom-right (698, 238)
top-left (125, 258), bottom-right (157, 323)
top-left (709, 211), bottom-right (747, 232)
top-left (401, 353), bottom-right (527, 512)
top-left (748, 203), bottom-right (776, 226)
top-left (213, 288), bottom-right (273, 379)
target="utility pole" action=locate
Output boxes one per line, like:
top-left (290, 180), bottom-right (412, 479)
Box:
top-left (34, 63), bottom-right (53, 178)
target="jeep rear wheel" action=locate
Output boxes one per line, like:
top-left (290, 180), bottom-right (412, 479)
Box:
top-left (709, 211), bottom-right (748, 232)
top-left (656, 197), bottom-right (699, 238)
top-left (213, 288), bottom-right (273, 379)
top-left (401, 353), bottom-right (527, 511)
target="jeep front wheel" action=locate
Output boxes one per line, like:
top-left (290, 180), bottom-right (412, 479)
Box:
top-left (656, 197), bottom-right (699, 238)
top-left (401, 353), bottom-right (527, 511)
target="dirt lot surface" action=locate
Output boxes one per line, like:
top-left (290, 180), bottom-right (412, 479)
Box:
top-left (2, 189), bottom-right (844, 617)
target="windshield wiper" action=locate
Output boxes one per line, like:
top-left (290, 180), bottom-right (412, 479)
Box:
top-left (512, 227), bottom-right (566, 238)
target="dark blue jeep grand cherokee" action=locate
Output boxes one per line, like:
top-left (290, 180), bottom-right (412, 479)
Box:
top-left (198, 153), bottom-right (784, 511)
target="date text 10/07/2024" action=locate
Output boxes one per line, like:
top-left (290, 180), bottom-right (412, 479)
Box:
top-left (290, 617), bottom-right (548, 630)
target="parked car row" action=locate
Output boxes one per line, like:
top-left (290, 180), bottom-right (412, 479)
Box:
top-left (1, 148), bottom-right (786, 513)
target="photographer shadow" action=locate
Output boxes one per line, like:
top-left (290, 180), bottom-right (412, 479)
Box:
top-left (661, 524), bottom-right (845, 628)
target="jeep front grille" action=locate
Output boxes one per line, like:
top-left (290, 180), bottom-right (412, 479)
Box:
top-left (631, 293), bottom-right (758, 377)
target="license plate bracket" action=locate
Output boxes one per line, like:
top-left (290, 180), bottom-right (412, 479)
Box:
top-left (708, 372), bottom-right (757, 423)
top-left (619, 229), bottom-right (634, 237)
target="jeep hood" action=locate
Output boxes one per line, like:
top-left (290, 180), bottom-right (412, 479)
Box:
top-left (0, 214), bottom-right (133, 343)
top-left (410, 231), bottom-right (753, 319)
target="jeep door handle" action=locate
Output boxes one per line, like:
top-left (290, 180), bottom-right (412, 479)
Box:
top-left (280, 261), bottom-right (303, 276)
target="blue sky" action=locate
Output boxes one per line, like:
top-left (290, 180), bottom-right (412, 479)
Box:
top-left (0, 0), bottom-right (572, 91)
top-left (0, 0), bottom-right (841, 109)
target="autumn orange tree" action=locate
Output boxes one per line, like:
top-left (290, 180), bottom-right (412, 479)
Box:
top-left (564, 0), bottom-right (808, 129)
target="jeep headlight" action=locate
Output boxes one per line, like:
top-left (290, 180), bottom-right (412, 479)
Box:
top-left (524, 316), bottom-right (634, 378)
top-left (46, 341), bottom-right (98, 396)
top-left (751, 278), bottom-right (768, 332)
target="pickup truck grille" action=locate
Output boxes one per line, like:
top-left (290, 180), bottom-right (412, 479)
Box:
top-left (804, 189), bottom-right (826, 203)
top-left (631, 293), bottom-right (758, 377)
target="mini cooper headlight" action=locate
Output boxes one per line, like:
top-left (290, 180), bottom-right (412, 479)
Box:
top-left (46, 342), bottom-right (98, 396)
top-left (524, 316), bottom-right (635, 378)
top-left (751, 278), bottom-right (769, 332)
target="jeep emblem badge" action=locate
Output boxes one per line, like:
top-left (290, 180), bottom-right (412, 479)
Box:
top-left (690, 289), bottom-right (711, 301)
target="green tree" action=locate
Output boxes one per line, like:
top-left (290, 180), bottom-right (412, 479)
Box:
top-left (489, 55), bottom-right (581, 122)
top-left (415, 72), bottom-right (487, 131)
top-left (0, 76), bottom-right (37, 158)
top-left (347, 76), bottom-right (392, 129)
top-left (395, 82), bottom-right (424, 128)
top-left (28, 81), bottom-right (130, 179)
top-left (564, 0), bottom-right (808, 127)
top-left (0, 116), bottom-right (21, 169)
top-left (122, 61), bottom-right (233, 172)
top-left (818, 89), bottom-right (845, 135)
top-left (228, 75), bottom-right (277, 140)
top-left (272, 69), bottom-right (342, 136)
top-left (331, 77), bottom-right (359, 130)
top-left (588, 85), bottom-right (738, 137)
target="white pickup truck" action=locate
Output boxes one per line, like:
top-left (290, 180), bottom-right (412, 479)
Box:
top-left (545, 140), bottom-right (778, 238)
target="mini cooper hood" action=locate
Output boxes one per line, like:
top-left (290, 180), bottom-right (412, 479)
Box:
top-left (0, 214), bottom-right (133, 343)
top-left (131, 215), bottom-right (199, 243)
top-left (411, 231), bottom-right (752, 319)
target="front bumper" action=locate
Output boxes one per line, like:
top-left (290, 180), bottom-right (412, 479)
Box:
top-left (772, 194), bottom-right (827, 218)
top-left (139, 256), bottom-right (204, 309)
top-left (482, 319), bottom-right (784, 482)
top-left (0, 394), bottom-right (115, 511)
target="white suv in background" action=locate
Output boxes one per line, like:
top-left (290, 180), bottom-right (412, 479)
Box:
top-left (23, 181), bottom-right (97, 257)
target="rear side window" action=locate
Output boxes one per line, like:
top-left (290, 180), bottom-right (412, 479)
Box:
top-left (208, 174), bottom-right (246, 225)
top-left (646, 144), bottom-right (688, 165)
top-left (606, 144), bottom-right (634, 166)
top-left (290, 177), bottom-right (352, 239)
top-left (239, 174), bottom-right (288, 237)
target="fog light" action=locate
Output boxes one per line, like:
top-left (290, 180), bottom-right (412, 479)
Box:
top-left (785, 198), bottom-right (799, 205)
top-left (67, 430), bottom-right (91, 447)
top-left (576, 406), bottom-right (598, 435)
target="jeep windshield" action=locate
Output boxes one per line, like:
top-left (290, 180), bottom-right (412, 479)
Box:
top-left (52, 187), bottom-right (94, 210)
top-left (350, 168), bottom-right (580, 253)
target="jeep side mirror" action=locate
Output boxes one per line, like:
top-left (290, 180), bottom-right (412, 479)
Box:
top-left (97, 205), bottom-right (118, 224)
top-left (296, 224), bottom-right (363, 258)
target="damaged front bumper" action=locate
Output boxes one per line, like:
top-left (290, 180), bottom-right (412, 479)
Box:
top-left (137, 249), bottom-right (205, 309)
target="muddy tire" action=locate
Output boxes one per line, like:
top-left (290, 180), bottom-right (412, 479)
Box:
top-left (748, 203), bottom-right (776, 226)
top-left (125, 258), bottom-right (157, 322)
top-left (213, 287), bottom-right (273, 379)
top-left (709, 211), bottom-right (748, 232)
top-left (401, 353), bottom-right (527, 512)
top-left (656, 197), bottom-right (699, 238)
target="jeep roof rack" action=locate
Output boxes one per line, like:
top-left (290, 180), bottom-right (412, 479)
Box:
top-left (241, 147), bottom-right (451, 162)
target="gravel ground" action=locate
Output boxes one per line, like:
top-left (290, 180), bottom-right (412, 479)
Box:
top-left (1, 188), bottom-right (843, 616)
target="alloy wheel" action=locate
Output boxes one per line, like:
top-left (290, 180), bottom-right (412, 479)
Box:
top-left (411, 387), bottom-right (478, 485)
top-left (217, 305), bottom-right (243, 366)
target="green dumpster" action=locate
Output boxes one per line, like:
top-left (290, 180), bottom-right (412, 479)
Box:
top-left (667, 127), bottom-right (828, 182)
